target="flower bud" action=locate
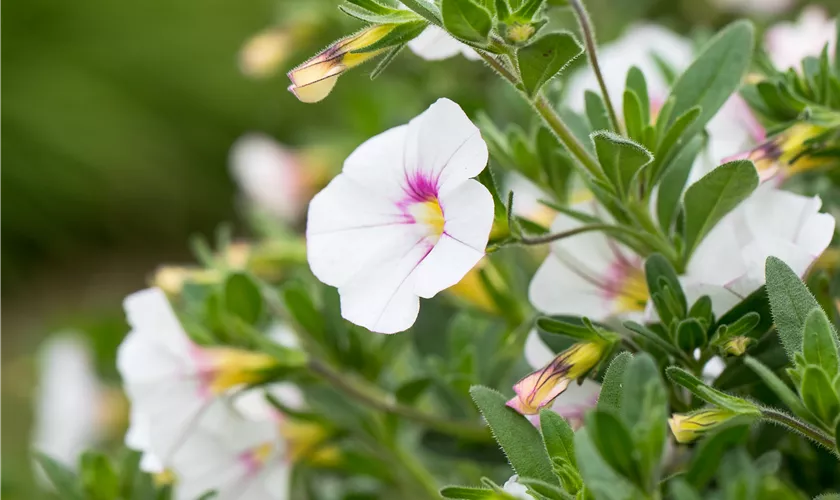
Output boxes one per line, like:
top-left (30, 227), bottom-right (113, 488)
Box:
top-left (722, 336), bottom-right (752, 356)
top-left (734, 123), bottom-right (834, 182)
top-left (507, 340), bottom-right (607, 415)
top-left (288, 24), bottom-right (398, 103)
top-left (668, 408), bottom-right (737, 443)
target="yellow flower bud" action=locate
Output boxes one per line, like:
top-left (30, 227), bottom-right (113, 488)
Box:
top-left (288, 24), bottom-right (398, 103)
top-left (280, 420), bottom-right (340, 465)
top-left (668, 408), bottom-right (736, 443)
top-left (197, 347), bottom-right (279, 395)
top-left (507, 340), bottom-right (607, 415)
top-left (722, 336), bottom-right (752, 356)
top-left (745, 123), bottom-right (835, 181)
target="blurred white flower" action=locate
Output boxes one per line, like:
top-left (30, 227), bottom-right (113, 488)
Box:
top-left (563, 24), bottom-right (693, 114)
top-left (709, 0), bottom-right (793, 16)
top-left (528, 202), bottom-right (648, 322)
top-left (32, 334), bottom-right (100, 467)
top-left (118, 288), bottom-right (278, 473)
top-left (230, 134), bottom-right (308, 223)
top-left (766, 7), bottom-right (837, 70)
top-left (239, 29), bottom-right (292, 79)
top-left (684, 184), bottom-right (835, 314)
top-left (503, 475), bottom-right (537, 500)
top-left (407, 25), bottom-right (481, 61)
top-left (306, 98), bottom-right (494, 334)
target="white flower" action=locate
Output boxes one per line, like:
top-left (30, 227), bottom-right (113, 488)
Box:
top-left (709, 0), bottom-right (793, 16)
top-left (684, 184), bottom-right (835, 314)
top-left (118, 288), bottom-right (277, 472)
top-left (766, 7), bottom-right (837, 70)
top-left (306, 98), bottom-right (494, 334)
top-left (502, 475), bottom-right (537, 500)
top-left (528, 202), bottom-right (648, 322)
top-left (32, 334), bottom-right (100, 467)
top-left (230, 134), bottom-right (308, 223)
top-left (407, 25), bottom-right (481, 61)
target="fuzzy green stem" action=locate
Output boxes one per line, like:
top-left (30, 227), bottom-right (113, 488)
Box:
top-left (308, 359), bottom-right (491, 442)
top-left (517, 223), bottom-right (641, 246)
top-left (476, 50), bottom-right (603, 179)
top-left (568, 0), bottom-right (622, 135)
top-left (760, 407), bottom-right (836, 453)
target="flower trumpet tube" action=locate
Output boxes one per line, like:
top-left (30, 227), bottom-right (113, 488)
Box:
top-left (507, 340), bottom-right (609, 415)
top-left (288, 24), bottom-right (398, 103)
top-left (668, 408), bottom-right (739, 443)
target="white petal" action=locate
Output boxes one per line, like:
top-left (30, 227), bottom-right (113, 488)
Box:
top-left (407, 26), bottom-right (464, 60)
top-left (306, 174), bottom-right (424, 288)
top-left (404, 98), bottom-right (488, 196)
top-left (120, 288), bottom-right (193, 373)
top-left (413, 180), bottom-right (493, 298)
top-left (686, 216), bottom-right (749, 287)
top-left (703, 356), bottom-right (726, 380)
top-left (338, 240), bottom-right (430, 333)
top-left (342, 125), bottom-right (410, 202)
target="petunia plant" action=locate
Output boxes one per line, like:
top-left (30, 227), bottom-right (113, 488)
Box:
top-left (33, 1), bottom-right (840, 499)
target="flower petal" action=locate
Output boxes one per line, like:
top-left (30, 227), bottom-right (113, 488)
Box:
top-left (524, 330), bottom-right (556, 370)
top-left (413, 179), bottom-right (493, 298)
top-left (342, 125), bottom-right (410, 202)
top-left (338, 240), bottom-right (431, 333)
top-left (407, 26), bottom-right (464, 61)
top-left (404, 98), bottom-right (488, 196)
top-left (307, 174), bottom-right (423, 288)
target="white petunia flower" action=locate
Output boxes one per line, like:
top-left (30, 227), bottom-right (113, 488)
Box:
top-left (32, 334), bottom-right (100, 467)
top-left (528, 202), bottom-right (648, 322)
top-left (684, 184), bottom-right (836, 314)
top-left (765, 7), bottom-right (837, 70)
top-left (118, 288), bottom-right (278, 473)
top-left (230, 134), bottom-right (308, 223)
top-left (407, 25), bottom-right (481, 61)
top-left (306, 98), bottom-right (494, 334)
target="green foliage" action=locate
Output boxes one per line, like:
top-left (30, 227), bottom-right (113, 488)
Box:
top-left (766, 256), bottom-right (823, 362)
top-left (591, 131), bottom-right (652, 199)
top-left (517, 32), bottom-right (583, 97)
top-left (682, 160), bottom-right (759, 258)
top-left (442, 0), bottom-right (494, 44)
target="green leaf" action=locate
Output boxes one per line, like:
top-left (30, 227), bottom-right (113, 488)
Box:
top-left (536, 316), bottom-right (599, 342)
top-left (469, 386), bottom-right (559, 485)
top-left (339, 3), bottom-right (421, 24)
top-left (765, 256), bottom-right (822, 362)
top-left (585, 90), bottom-right (611, 132)
top-left (623, 90), bottom-right (645, 143)
top-left (540, 409), bottom-right (576, 466)
top-left (517, 32), bottom-right (583, 97)
top-left (395, 377), bottom-right (433, 404)
top-left (676, 318), bottom-right (707, 352)
top-left (682, 159), bottom-right (759, 257)
top-left (574, 429), bottom-right (639, 500)
top-left (668, 478), bottom-right (703, 500)
top-left (400, 0), bottom-right (443, 24)
top-left (346, 0), bottom-right (401, 14)
top-left (33, 452), bottom-right (83, 500)
top-left (743, 356), bottom-right (812, 420)
top-left (800, 366), bottom-right (840, 425)
top-left (370, 44), bottom-right (405, 80)
top-left (585, 410), bottom-right (643, 487)
top-left (442, 0), bottom-right (492, 44)
top-left (224, 272), bottom-right (263, 325)
top-left (684, 425), bottom-right (750, 489)
top-left (597, 352), bottom-right (631, 413)
top-left (352, 20), bottom-right (428, 53)
top-left (440, 486), bottom-right (499, 499)
top-left (80, 452), bottom-right (120, 500)
top-left (644, 253), bottom-right (687, 326)
top-left (666, 367), bottom-right (759, 414)
top-left (802, 308), bottom-right (840, 378)
top-left (650, 107), bottom-right (701, 184)
top-left (591, 131), bottom-right (652, 198)
top-left (626, 67), bottom-right (650, 125)
top-left (664, 20), bottom-right (755, 136)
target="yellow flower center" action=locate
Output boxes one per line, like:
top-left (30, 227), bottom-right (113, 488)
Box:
top-left (280, 420), bottom-right (340, 465)
top-left (199, 347), bottom-right (278, 395)
top-left (409, 198), bottom-right (445, 242)
top-left (614, 266), bottom-right (649, 313)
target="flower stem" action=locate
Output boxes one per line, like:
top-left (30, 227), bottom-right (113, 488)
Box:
top-left (760, 407), bottom-right (837, 454)
top-left (308, 358), bottom-right (491, 442)
top-left (516, 222), bottom-right (639, 245)
top-left (568, 0), bottom-right (622, 135)
top-left (476, 50), bottom-right (603, 180)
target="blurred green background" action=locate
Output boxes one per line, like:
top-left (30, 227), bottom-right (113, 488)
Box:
top-left (2, 0), bottom-right (837, 497)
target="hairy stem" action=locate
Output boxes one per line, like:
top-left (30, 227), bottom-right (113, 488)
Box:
top-left (568, 0), bottom-right (622, 134)
top-left (760, 407), bottom-right (836, 453)
top-left (517, 223), bottom-right (639, 245)
top-left (477, 50), bottom-right (603, 179)
top-left (308, 358), bottom-right (491, 442)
